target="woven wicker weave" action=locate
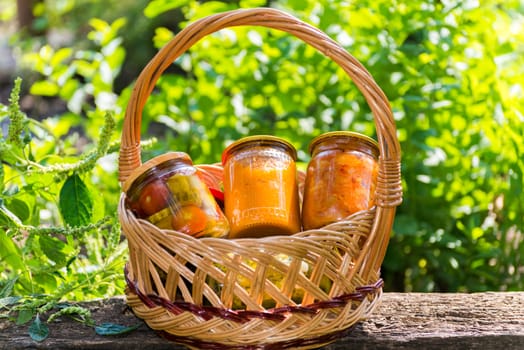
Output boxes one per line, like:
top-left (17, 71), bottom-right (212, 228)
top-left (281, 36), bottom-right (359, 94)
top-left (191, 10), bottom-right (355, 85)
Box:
top-left (118, 7), bottom-right (402, 349)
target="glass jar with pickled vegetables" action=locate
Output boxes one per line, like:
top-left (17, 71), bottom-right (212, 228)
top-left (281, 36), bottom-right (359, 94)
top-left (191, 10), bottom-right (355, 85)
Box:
top-left (302, 131), bottom-right (379, 230)
top-left (123, 152), bottom-right (229, 238)
top-left (222, 135), bottom-right (301, 238)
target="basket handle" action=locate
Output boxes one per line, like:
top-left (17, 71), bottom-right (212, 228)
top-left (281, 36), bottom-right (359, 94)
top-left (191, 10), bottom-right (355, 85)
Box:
top-left (118, 7), bottom-right (402, 278)
top-left (120, 7), bottom-right (400, 180)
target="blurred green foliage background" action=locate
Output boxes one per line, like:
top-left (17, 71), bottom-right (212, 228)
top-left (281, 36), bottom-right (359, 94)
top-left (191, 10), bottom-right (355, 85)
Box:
top-left (0, 0), bottom-right (522, 313)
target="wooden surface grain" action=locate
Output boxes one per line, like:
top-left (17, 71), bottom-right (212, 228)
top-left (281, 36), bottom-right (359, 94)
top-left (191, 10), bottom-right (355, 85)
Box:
top-left (1, 292), bottom-right (523, 349)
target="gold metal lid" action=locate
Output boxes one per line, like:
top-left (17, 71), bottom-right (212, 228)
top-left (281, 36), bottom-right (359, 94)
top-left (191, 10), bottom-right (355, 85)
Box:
top-left (221, 135), bottom-right (297, 164)
top-left (122, 152), bottom-right (192, 192)
top-left (308, 131), bottom-right (379, 157)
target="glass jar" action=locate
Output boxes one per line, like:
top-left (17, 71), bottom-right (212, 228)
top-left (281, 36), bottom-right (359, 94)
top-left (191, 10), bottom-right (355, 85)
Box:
top-left (222, 135), bottom-right (301, 238)
top-left (302, 131), bottom-right (379, 230)
top-left (123, 152), bottom-right (229, 238)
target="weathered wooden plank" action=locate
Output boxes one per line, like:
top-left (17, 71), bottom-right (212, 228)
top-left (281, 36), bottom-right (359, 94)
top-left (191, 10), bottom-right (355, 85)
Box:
top-left (1, 292), bottom-right (523, 349)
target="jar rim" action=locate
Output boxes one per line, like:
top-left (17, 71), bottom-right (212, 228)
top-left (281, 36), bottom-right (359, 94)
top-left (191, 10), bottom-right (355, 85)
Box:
top-left (308, 131), bottom-right (379, 157)
top-left (221, 135), bottom-right (297, 164)
top-left (122, 152), bottom-right (192, 192)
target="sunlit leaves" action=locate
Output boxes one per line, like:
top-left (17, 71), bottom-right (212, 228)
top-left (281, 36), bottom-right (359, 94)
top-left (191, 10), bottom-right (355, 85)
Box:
top-left (22, 17), bottom-right (126, 123)
top-left (88, 18), bottom-right (127, 47)
top-left (30, 81), bottom-right (60, 96)
top-left (292, 0), bottom-right (524, 292)
top-left (144, 0), bottom-right (191, 18)
top-left (153, 27), bottom-right (174, 49)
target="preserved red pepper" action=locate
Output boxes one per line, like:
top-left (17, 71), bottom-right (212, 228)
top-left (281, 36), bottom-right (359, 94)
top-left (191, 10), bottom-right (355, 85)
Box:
top-left (302, 131), bottom-right (379, 230)
top-left (222, 135), bottom-right (301, 238)
top-left (123, 152), bottom-right (229, 238)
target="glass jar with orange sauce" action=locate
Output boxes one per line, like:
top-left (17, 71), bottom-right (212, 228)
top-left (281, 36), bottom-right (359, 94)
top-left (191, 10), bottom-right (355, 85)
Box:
top-left (123, 152), bottom-right (229, 238)
top-left (302, 131), bottom-right (379, 230)
top-left (221, 136), bottom-right (301, 238)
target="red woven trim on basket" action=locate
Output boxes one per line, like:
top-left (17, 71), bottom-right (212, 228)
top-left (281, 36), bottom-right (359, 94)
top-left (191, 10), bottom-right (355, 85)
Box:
top-left (124, 265), bottom-right (383, 323)
top-left (157, 324), bottom-right (356, 350)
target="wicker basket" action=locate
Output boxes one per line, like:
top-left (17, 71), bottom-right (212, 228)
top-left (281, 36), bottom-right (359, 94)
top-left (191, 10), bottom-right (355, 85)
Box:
top-left (118, 7), bottom-right (402, 350)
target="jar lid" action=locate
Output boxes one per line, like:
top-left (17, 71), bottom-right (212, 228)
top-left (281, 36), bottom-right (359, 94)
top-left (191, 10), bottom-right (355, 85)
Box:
top-left (122, 152), bottom-right (192, 192)
top-left (308, 131), bottom-right (379, 157)
top-left (221, 135), bottom-right (297, 164)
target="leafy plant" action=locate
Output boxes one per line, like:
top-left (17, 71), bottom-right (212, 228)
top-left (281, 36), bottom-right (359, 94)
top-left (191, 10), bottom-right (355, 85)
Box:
top-left (0, 10), bottom-right (165, 337)
top-left (0, 74), bottom-right (126, 341)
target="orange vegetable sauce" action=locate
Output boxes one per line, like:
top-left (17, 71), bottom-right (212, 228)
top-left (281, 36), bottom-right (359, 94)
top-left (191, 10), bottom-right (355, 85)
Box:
top-left (302, 132), bottom-right (379, 230)
top-left (222, 136), bottom-right (301, 238)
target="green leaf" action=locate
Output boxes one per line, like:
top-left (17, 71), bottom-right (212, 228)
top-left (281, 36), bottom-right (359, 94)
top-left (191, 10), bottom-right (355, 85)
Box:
top-left (38, 235), bottom-right (69, 266)
top-left (32, 272), bottom-right (57, 292)
top-left (0, 276), bottom-right (18, 298)
top-left (144, 0), bottom-right (189, 18)
top-left (153, 27), bottom-right (174, 49)
top-left (16, 309), bottom-right (35, 325)
top-left (5, 198), bottom-right (30, 222)
top-left (285, 0), bottom-right (309, 11)
top-left (50, 47), bottom-right (73, 67)
top-left (0, 296), bottom-right (21, 309)
top-left (110, 18), bottom-right (127, 33)
top-left (240, 0), bottom-right (268, 7)
top-left (95, 322), bottom-right (140, 336)
top-left (88, 18), bottom-right (109, 33)
top-left (29, 81), bottom-right (59, 96)
top-left (29, 315), bottom-right (49, 342)
top-left (0, 199), bottom-right (24, 227)
top-left (59, 174), bottom-right (93, 227)
top-left (0, 230), bottom-right (24, 270)
top-left (0, 162), bottom-right (4, 193)
top-left (192, 1), bottom-right (233, 18)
